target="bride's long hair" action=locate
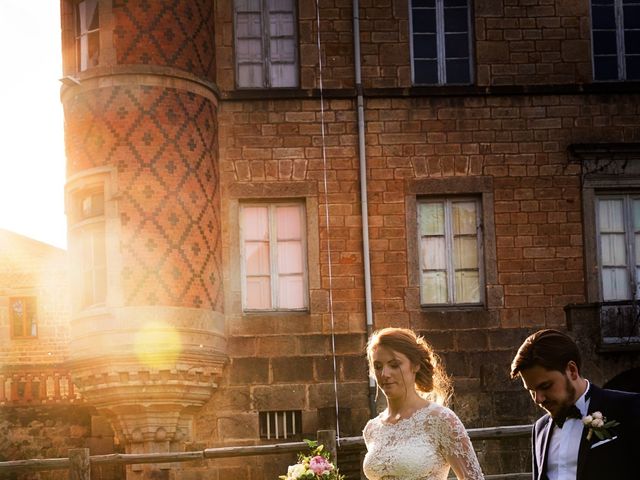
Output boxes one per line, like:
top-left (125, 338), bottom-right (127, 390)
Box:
top-left (366, 327), bottom-right (453, 406)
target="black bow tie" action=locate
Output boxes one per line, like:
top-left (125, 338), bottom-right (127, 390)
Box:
top-left (554, 405), bottom-right (583, 428)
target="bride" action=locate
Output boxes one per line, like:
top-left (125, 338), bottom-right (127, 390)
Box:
top-left (363, 328), bottom-right (484, 480)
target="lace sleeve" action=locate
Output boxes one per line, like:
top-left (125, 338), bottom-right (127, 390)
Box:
top-left (435, 406), bottom-right (484, 480)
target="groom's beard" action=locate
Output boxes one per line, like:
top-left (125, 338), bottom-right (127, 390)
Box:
top-left (541, 376), bottom-right (577, 419)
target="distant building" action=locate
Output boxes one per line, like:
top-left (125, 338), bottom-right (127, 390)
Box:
top-left (15, 1), bottom-right (640, 479)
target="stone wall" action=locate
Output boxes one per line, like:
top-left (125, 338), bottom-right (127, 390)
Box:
top-left (0, 406), bottom-right (122, 480)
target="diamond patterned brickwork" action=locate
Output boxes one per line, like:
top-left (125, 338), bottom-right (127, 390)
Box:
top-left (65, 85), bottom-right (222, 311)
top-left (113, 0), bottom-right (216, 82)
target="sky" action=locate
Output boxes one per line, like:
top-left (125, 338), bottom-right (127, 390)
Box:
top-left (0, 2), bottom-right (67, 249)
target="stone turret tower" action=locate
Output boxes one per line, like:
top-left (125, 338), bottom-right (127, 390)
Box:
top-left (59, 1), bottom-right (225, 476)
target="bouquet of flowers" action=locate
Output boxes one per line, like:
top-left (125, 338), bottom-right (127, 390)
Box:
top-left (279, 439), bottom-right (345, 480)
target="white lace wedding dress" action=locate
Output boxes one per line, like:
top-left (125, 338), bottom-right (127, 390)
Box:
top-left (362, 402), bottom-right (484, 480)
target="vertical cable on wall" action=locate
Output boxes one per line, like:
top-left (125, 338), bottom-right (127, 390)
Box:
top-left (314, 0), bottom-right (341, 444)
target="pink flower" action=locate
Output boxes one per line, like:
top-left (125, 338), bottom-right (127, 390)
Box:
top-left (309, 455), bottom-right (334, 475)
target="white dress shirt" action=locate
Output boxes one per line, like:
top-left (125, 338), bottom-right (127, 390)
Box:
top-left (546, 381), bottom-right (590, 480)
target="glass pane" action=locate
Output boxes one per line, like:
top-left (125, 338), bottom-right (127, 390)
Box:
top-left (599, 199), bottom-right (624, 232)
top-left (276, 205), bottom-right (301, 238)
top-left (445, 0), bottom-right (467, 6)
top-left (246, 277), bottom-right (272, 309)
top-left (419, 202), bottom-right (444, 235)
top-left (11, 298), bottom-right (24, 335)
top-left (636, 234), bottom-right (640, 264)
top-left (591, 5), bottom-right (616, 29)
top-left (421, 236), bottom-right (446, 269)
top-left (270, 38), bottom-right (296, 62)
top-left (270, 0), bottom-right (294, 11)
top-left (414, 59), bottom-right (438, 84)
top-left (237, 39), bottom-right (263, 61)
top-left (600, 234), bottom-right (627, 266)
top-left (277, 241), bottom-right (303, 274)
top-left (601, 268), bottom-right (631, 300)
top-left (235, 0), bottom-right (261, 11)
top-left (243, 206), bottom-right (269, 240)
top-left (413, 34), bottom-right (437, 58)
top-left (270, 64), bottom-right (297, 87)
top-left (95, 265), bottom-right (107, 303)
top-left (270, 13), bottom-right (295, 36)
top-left (445, 33), bottom-right (469, 57)
top-left (626, 55), bottom-right (640, 80)
top-left (236, 13), bottom-right (262, 37)
top-left (413, 0), bottom-right (435, 6)
top-left (85, 0), bottom-right (99, 31)
top-left (446, 59), bottom-right (471, 83)
top-left (624, 6), bottom-right (640, 29)
top-left (455, 271), bottom-right (480, 303)
top-left (87, 32), bottom-right (100, 67)
top-left (278, 275), bottom-right (304, 309)
top-left (594, 55), bottom-right (619, 80)
top-left (453, 237), bottom-right (478, 269)
top-left (245, 241), bottom-right (270, 275)
top-left (452, 202), bottom-right (477, 234)
top-left (444, 7), bottom-right (468, 32)
top-left (593, 31), bottom-right (618, 55)
top-left (625, 31), bottom-right (640, 54)
top-left (633, 199), bottom-right (640, 230)
top-left (421, 271), bottom-right (448, 304)
top-left (412, 9), bottom-right (436, 33)
top-left (238, 64), bottom-right (264, 87)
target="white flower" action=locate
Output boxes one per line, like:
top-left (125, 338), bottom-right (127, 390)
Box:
top-left (592, 411), bottom-right (603, 420)
top-left (592, 418), bottom-right (605, 428)
top-left (582, 415), bottom-right (593, 425)
top-left (287, 463), bottom-right (307, 479)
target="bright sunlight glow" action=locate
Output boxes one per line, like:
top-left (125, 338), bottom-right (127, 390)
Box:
top-left (0, 2), bottom-right (67, 249)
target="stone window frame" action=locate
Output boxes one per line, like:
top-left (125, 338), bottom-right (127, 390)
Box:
top-left (589, 0), bottom-right (640, 82)
top-left (409, 0), bottom-right (474, 86)
top-left (74, 0), bottom-right (100, 72)
top-left (417, 196), bottom-right (485, 307)
top-left (406, 176), bottom-right (497, 312)
top-left (9, 296), bottom-right (38, 339)
top-left (573, 144), bottom-right (640, 303)
top-left (226, 182), bottom-right (319, 318)
top-left (233, 0), bottom-right (300, 89)
top-left (66, 166), bottom-right (121, 314)
top-left (239, 200), bottom-right (309, 312)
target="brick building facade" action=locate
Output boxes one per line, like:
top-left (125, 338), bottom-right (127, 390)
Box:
top-left (43, 0), bottom-right (640, 478)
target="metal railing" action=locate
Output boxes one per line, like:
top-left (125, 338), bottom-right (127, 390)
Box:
top-left (0, 425), bottom-right (533, 479)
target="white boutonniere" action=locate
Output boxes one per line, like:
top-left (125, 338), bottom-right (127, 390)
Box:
top-left (582, 411), bottom-right (620, 441)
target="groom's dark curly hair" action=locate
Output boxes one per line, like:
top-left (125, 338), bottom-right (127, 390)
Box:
top-left (510, 329), bottom-right (582, 379)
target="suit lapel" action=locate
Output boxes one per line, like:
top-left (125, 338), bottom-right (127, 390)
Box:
top-left (537, 417), bottom-right (554, 480)
top-left (576, 385), bottom-right (603, 480)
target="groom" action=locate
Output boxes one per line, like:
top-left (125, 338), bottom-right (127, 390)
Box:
top-left (510, 329), bottom-right (640, 480)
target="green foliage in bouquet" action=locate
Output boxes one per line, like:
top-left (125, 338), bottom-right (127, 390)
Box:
top-left (279, 439), bottom-right (345, 480)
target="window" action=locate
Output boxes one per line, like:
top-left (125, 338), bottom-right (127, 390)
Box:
top-left (234, 0), bottom-right (298, 88)
top-left (418, 198), bottom-right (483, 305)
top-left (591, 0), bottom-right (640, 81)
top-left (70, 189), bottom-right (107, 309)
top-left (259, 410), bottom-right (301, 439)
top-left (240, 202), bottom-right (307, 311)
top-left (75, 0), bottom-right (99, 71)
top-left (596, 195), bottom-right (640, 300)
top-left (10, 297), bottom-right (37, 338)
top-left (410, 0), bottom-right (472, 85)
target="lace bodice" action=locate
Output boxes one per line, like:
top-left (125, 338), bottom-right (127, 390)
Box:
top-left (362, 403), bottom-right (484, 480)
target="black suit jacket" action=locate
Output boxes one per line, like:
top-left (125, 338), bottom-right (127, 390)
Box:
top-left (532, 385), bottom-right (640, 480)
